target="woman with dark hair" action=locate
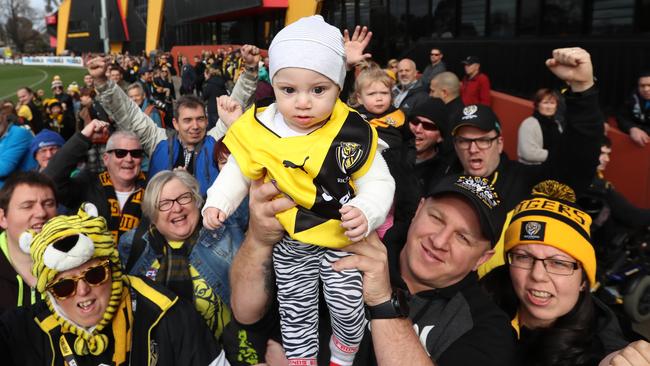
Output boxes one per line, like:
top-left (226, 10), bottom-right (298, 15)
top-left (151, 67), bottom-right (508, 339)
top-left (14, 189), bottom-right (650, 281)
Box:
top-left (483, 180), bottom-right (649, 366)
top-left (517, 88), bottom-right (563, 165)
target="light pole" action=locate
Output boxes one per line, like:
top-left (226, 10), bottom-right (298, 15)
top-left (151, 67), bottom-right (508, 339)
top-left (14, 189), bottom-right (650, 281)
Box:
top-left (99, 0), bottom-right (109, 54)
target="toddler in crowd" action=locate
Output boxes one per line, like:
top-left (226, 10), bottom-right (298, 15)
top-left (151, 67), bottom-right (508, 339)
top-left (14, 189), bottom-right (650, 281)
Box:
top-left (352, 66), bottom-right (407, 150)
top-left (202, 15), bottom-right (395, 366)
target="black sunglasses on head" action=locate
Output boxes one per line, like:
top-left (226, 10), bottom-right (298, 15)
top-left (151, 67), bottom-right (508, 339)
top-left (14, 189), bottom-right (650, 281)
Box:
top-left (107, 149), bottom-right (145, 159)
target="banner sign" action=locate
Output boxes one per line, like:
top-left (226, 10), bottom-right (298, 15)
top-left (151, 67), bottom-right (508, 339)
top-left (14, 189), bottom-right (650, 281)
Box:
top-left (20, 56), bottom-right (84, 67)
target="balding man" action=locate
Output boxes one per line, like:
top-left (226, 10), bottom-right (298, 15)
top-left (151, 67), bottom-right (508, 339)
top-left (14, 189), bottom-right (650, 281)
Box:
top-left (430, 72), bottom-right (464, 156)
top-left (392, 58), bottom-right (429, 117)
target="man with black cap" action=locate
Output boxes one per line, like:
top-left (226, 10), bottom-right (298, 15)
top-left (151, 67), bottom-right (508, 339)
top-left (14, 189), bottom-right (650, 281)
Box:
top-left (451, 47), bottom-right (602, 213)
top-left (460, 55), bottom-right (491, 106)
top-left (228, 175), bottom-right (515, 365)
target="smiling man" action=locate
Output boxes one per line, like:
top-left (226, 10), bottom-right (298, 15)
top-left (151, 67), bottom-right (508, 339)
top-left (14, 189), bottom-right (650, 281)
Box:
top-left (87, 48), bottom-right (261, 196)
top-left (0, 171), bottom-right (57, 313)
top-left (228, 174), bottom-right (516, 365)
top-left (44, 120), bottom-right (146, 245)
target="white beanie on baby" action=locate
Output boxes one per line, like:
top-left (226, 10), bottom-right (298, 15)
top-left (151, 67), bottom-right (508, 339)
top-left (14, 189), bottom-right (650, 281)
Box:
top-left (268, 15), bottom-right (346, 89)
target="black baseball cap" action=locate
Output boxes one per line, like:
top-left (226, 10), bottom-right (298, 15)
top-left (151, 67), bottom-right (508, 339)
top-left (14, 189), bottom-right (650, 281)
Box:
top-left (451, 104), bottom-right (501, 136)
top-left (461, 56), bottom-right (480, 65)
top-left (426, 174), bottom-right (505, 247)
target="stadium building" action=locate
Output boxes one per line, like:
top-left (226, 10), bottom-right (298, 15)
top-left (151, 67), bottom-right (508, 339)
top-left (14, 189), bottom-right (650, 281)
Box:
top-left (48, 0), bottom-right (649, 110)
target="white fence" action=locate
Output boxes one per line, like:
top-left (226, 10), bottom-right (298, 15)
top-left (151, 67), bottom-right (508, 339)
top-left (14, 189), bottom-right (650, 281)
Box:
top-left (12, 56), bottom-right (85, 67)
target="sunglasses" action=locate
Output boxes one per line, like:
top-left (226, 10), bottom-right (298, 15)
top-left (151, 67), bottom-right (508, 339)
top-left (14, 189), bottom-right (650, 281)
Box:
top-left (47, 260), bottom-right (111, 300)
top-left (409, 118), bottom-right (439, 131)
top-left (107, 149), bottom-right (145, 159)
top-left (431, 53), bottom-right (441, 56)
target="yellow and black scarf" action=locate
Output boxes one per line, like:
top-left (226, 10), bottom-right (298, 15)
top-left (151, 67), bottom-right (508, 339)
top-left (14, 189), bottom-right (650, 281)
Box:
top-left (99, 171), bottom-right (146, 245)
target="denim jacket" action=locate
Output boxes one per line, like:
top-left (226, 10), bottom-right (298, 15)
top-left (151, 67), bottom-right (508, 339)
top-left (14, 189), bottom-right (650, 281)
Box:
top-left (118, 216), bottom-right (245, 307)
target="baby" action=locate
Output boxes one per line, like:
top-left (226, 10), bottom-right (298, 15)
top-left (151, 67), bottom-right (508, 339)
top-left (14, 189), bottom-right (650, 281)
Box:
top-left (203, 16), bottom-right (394, 366)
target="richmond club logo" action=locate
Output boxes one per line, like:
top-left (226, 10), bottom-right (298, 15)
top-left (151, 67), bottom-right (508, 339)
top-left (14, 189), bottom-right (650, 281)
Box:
top-left (521, 221), bottom-right (546, 241)
top-left (461, 105), bottom-right (479, 120)
top-left (336, 142), bottom-right (363, 174)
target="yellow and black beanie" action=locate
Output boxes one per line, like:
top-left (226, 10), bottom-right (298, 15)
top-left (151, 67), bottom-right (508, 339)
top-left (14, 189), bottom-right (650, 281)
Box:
top-left (504, 180), bottom-right (596, 286)
top-left (19, 203), bottom-right (126, 356)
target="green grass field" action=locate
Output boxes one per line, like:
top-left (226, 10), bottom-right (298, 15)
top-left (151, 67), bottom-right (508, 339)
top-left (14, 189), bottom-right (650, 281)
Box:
top-left (0, 64), bottom-right (88, 102)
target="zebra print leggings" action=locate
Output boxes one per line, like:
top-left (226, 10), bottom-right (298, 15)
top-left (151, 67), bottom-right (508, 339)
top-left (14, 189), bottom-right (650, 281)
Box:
top-left (273, 237), bottom-right (366, 364)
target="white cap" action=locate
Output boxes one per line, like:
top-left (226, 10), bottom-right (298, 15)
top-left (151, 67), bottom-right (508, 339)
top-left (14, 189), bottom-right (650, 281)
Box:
top-left (269, 15), bottom-right (346, 89)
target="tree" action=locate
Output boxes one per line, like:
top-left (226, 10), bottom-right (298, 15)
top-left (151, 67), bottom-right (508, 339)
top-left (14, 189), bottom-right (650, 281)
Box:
top-left (0, 0), bottom-right (43, 53)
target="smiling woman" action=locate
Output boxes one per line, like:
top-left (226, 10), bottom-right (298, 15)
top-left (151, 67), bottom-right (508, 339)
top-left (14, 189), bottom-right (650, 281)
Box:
top-left (118, 169), bottom-right (246, 343)
top-left (0, 206), bottom-right (228, 365)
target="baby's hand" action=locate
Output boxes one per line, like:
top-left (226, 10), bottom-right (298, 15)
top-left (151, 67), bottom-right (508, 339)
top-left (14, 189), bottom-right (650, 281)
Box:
top-left (340, 205), bottom-right (368, 242)
top-left (203, 207), bottom-right (227, 230)
top-left (217, 95), bottom-right (243, 128)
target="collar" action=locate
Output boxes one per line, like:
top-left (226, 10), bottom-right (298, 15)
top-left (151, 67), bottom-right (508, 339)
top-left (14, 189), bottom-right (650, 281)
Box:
top-left (409, 271), bottom-right (479, 299)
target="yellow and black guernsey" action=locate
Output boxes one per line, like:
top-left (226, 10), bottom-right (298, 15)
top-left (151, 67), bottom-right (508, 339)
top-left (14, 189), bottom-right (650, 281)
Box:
top-left (225, 99), bottom-right (378, 248)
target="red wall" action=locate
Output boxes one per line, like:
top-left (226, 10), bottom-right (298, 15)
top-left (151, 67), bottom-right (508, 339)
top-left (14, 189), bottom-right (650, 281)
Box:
top-left (491, 91), bottom-right (650, 209)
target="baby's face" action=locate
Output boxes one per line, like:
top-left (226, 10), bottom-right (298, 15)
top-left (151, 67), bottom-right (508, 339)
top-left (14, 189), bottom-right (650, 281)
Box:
top-left (272, 67), bottom-right (339, 134)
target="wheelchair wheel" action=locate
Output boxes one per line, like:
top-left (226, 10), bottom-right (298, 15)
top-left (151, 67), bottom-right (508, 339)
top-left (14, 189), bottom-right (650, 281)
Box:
top-left (623, 275), bottom-right (650, 323)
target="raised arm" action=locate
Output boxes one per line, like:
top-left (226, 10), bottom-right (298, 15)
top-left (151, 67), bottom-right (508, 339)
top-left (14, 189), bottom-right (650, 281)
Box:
top-left (537, 48), bottom-right (603, 195)
top-left (87, 56), bottom-right (167, 156)
top-left (208, 45), bottom-right (260, 141)
top-left (333, 233), bottom-right (434, 366)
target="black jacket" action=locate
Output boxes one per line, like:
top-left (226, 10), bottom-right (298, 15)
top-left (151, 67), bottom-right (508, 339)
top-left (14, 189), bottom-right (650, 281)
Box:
top-left (43, 132), bottom-right (146, 234)
top-left (450, 86), bottom-right (603, 211)
top-left (616, 91), bottom-right (650, 134)
top-left (0, 276), bottom-right (225, 366)
top-left (203, 75), bottom-right (228, 119)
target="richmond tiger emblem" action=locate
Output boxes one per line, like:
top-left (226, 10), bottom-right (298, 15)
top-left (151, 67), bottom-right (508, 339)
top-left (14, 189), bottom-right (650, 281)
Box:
top-left (336, 142), bottom-right (363, 174)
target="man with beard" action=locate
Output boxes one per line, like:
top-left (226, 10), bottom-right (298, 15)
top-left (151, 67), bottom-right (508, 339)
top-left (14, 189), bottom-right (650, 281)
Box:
top-left (44, 120), bottom-right (146, 245)
top-left (392, 59), bottom-right (429, 118)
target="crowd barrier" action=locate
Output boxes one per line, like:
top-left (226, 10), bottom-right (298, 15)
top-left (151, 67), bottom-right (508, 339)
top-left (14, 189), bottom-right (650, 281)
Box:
top-left (492, 90), bottom-right (650, 209)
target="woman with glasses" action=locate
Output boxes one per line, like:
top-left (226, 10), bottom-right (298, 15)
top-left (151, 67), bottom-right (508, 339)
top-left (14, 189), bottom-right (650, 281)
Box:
top-left (483, 180), bottom-right (649, 366)
top-left (118, 169), bottom-right (245, 344)
top-left (0, 206), bottom-right (229, 365)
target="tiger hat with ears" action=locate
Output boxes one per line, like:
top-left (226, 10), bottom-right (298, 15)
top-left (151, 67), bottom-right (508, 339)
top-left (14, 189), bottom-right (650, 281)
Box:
top-left (19, 203), bottom-right (127, 356)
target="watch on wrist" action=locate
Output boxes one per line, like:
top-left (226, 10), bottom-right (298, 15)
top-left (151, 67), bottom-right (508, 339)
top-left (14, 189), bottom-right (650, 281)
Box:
top-left (366, 289), bottom-right (410, 319)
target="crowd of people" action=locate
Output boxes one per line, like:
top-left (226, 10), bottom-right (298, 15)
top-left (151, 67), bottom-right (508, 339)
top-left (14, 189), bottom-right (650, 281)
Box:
top-left (0, 14), bottom-right (649, 366)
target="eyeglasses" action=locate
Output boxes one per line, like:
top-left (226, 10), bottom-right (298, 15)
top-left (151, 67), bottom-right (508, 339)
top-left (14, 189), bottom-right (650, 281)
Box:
top-left (431, 53), bottom-right (441, 56)
top-left (47, 260), bottom-right (111, 300)
top-left (454, 135), bottom-right (499, 150)
top-left (158, 191), bottom-right (194, 211)
top-left (107, 149), bottom-right (145, 159)
top-left (507, 251), bottom-right (580, 276)
top-left (409, 118), bottom-right (439, 131)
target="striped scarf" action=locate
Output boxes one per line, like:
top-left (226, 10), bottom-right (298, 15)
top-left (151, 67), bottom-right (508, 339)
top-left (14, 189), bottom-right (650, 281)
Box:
top-left (98, 171), bottom-right (145, 245)
top-left (149, 226), bottom-right (199, 301)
